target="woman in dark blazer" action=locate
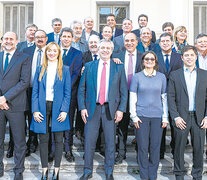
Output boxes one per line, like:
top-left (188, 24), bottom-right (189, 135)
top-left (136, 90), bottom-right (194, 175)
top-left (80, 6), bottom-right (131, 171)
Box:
top-left (30, 42), bottom-right (71, 180)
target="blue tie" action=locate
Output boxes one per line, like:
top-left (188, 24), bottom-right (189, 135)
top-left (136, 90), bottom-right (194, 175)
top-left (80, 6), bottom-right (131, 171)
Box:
top-left (93, 54), bottom-right (98, 61)
top-left (4, 53), bottom-right (10, 72)
top-left (62, 49), bottom-right (67, 62)
top-left (36, 49), bottom-right (42, 67)
top-left (165, 54), bottom-right (169, 71)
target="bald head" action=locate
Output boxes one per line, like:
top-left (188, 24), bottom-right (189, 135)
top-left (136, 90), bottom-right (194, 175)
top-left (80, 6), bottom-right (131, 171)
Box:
top-left (3, 32), bottom-right (18, 52)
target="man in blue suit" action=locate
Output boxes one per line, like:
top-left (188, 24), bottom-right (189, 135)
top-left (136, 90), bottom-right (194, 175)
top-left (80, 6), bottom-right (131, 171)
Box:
top-left (0, 32), bottom-right (31, 180)
top-left (47, 18), bottom-right (62, 45)
top-left (157, 33), bottom-right (183, 159)
top-left (17, 24), bottom-right (38, 52)
top-left (78, 39), bottom-right (128, 180)
top-left (59, 27), bottom-right (83, 162)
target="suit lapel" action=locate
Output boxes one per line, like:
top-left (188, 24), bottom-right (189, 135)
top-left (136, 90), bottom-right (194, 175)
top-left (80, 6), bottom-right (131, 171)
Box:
top-left (53, 73), bottom-right (59, 88)
top-left (93, 60), bottom-right (99, 93)
top-left (179, 69), bottom-right (188, 95)
top-left (0, 52), bottom-right (3, 74)
top-left (108, 59), bottom-right (115, 93)
top-left (4, 50), bottom-right (19, 76)
top-left (169, 52), bottom-right (176, 72)
top-left (158, 53), bottom-right (167, 73)
top-left (65, 48), bottom-right (73, 66)
top-left (195, 69), bottom-right (200, 96)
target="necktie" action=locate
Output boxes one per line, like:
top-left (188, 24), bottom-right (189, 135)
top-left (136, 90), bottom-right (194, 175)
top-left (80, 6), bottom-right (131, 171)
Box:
top-left (165, 54), bottom-right (169, 72)
top-left (62, 49), bottom-right (67, 62)
top-left (99, 62), bottom-right (107, 105)
top-left (28, 42), bottom-right (33, 47)
top-left (93, 54), bottom-right (98, 61)
top-left (36, 49), bottom-right (42, 67)
top-left (127, 53), bottom-right (133, 89)
top-left (4, 53), bottom-right (10, 72)
top-left (55, 34), bottom-right (59, 44)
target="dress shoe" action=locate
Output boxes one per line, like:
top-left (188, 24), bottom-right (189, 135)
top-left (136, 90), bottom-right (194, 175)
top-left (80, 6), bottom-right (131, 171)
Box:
top-left (52, 169), bottom-right (59, 180)
top-left (41, 169), bottom-right (48, 180)
top-left (100, 151), bottom-right (105, 157)
top-left (65, 151), bottom-right (75, 162)
top-left (160, 152), bottom-right (164, 159)
top-left (14, 173), bottom-right (23, 180)
top-left (79, 173), bottom-right (92, 180)
top-left (25, 148), bottom-right (31, 157)
top-left (6, 146), bottom-right (13, 158)
top-left (131, 138), bottom-right (137, 145)
top-left (48, 152), bottom-right (54, 162)
top-left (0, 171), bottom-right (4, 177)
top-left (115, 154), bottom-right (126, 164)
top-left (106, 174), bottom-right (114, 180)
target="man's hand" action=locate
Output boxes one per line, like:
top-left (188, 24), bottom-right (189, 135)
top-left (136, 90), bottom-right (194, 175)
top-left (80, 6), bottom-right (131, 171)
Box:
top-left (134, 118), bottom-right (143, 129)
top-left (0, 102), bottom-right (9, 110)
top-left (0, 96), bottom-right (6, 105)
top-left (81, 66), bottom-right (85, 75)
top-left (81, 109), bottom-right (88, 124)
top-left (175, 117), bottom-right (186, 130)
top-left (112, 58), bottom-right (123, 64)
top-left (57, 112), bottom-right (67, 122)
top-left (200, 117), bottom-right (207, 129)
top-left (33, 112), bottom-right (44, 123)
top-left (162, 122), bottom-right (168, 128)
top-left (114, 110), bottom-right (123, 123)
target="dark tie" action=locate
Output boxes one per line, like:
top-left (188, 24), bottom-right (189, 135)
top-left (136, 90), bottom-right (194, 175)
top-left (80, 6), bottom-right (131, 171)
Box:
top-left (99, 62), bottom-right (107, 105)
top-left (128, 53), bottom-right (133, 89)
top-left (4, 53), bottom-right (10, 72)
top-left (62, 49), bottom-right (67, 62)
top-left (93, 54), bottom-right (98, 61)
top-left (28, 42), bottom-right (33, 47)
top-left (165, 54), bottom-right (169, 71)
top-left (36, 49), bottom-right (42, 67)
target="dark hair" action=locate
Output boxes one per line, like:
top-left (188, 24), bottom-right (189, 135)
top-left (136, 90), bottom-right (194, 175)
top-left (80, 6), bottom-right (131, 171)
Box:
top-left (159, 33), bottom-right (173, 42)
top-left (26, 24), bottom-right (38, 31)
top-left (35, 29), bottom-right (47, 37)
top-left (52, 18), bottom-right (62, 25)
top-left (162, 22), bottom-right (174, 31)
top-left (107, 13), bottom-right (115, 19)
top-left (138, 14), bottom-right (148, 22)
top-left (59, 27), bottom-right (73, 37)
top-left (181, 45), bottom-right (198, 56)
top-left (141, 51), bottom-right (159, 70)
top-left (195, 33), bottom-right (207, 43)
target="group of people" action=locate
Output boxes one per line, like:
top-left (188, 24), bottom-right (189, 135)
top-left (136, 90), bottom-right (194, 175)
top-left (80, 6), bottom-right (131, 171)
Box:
top-left (0, 13), bottom-right (207, 180)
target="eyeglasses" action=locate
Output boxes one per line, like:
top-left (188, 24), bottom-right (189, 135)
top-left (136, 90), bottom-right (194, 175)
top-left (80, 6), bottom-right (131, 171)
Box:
top-left (35, 36), bottom-right (46, 39)
top-left (144, 57), bottom-right (155, 62)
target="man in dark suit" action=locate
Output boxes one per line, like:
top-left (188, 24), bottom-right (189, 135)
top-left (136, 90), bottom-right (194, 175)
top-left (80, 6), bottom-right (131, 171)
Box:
top-left (168, 45), bottom-right (207, 180)
top-left (100, 26), bottom-right (113, 41)
top-left (59, 27), bottom-right (83, 162)
top-left (78, 39), bottom-right (128, 180)
top-left (157, 33), bottom-right (183, 159)
top-left (47, 18), bottom-right (62, 45)
top-left (0, 32), bottom-right (31, 180)
top-left (132, 14), bottom-right (156, 43)
top-left (81, 17), bottom-right (99, 42)
top-left (113, 18), bottom-right (133, 53)
top-left (17, 24), bottom-right (38, 52)
top-left (112, 32), bottom-right (142, 164)
top-left (23, 30), bottom-right (48, 157)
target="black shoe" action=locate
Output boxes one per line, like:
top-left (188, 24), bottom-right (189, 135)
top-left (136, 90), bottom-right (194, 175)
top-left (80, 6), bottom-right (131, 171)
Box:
top-left (25, 148), bottom-right (31, 157)
top-left (160, 152), bottom-right (164, 159)
top-left (41, 169), bottom-right (48, 180)
top-left (106, 174), bottom-right (114, 180)
top-left (0, 171), bottom-right (4, 177)
top-left (6, 145), bottom-right (14, 158)
top-left (100, 151), bottom-right (105, 157)
top-left (131, 138), bottom-right (136, 145)
top-left (52, 169), bottom-right (59, 180)
top-left (14, 173), bottom-right (23, 180)
top-left (48, 152), bottom-right (54, 162)
top-left (115, 154), bottom-right (126, 164)
top-left (79, 173), bottom-right (92, 180)
top-left (65, 151), bottom-right (75, 162)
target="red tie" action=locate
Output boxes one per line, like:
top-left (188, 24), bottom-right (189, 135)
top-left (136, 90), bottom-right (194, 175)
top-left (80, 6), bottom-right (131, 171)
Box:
top-left (99, 62), bottom-right (107, 105)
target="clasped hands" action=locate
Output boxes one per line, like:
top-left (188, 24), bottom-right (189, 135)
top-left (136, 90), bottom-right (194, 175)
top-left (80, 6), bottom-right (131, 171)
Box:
top-left (33, 112), bottom-right (67, 123)
top-left (0, 96), bottom-right (9, 110)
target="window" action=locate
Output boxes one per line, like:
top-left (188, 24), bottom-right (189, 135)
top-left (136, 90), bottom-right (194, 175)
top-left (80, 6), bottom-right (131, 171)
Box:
top-left (4, 3), bottom-right (33, 42)
top-left (97, 4), bottom-right (129, 32)
top-left (194, 2), bottom-right (207, 39)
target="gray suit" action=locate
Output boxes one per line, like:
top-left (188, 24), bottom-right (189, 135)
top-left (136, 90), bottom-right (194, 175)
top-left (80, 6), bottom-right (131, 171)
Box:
top-left (168, 68), bottom-right (207, 180)
top-left (113, 35), bottom-right (125, 54)
top-left (0, 50), bottom-right (31, 175)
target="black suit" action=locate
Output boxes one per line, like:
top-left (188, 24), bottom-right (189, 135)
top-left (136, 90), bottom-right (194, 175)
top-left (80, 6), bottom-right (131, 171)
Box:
top-left (168, 68), bottom-right (207, 180)
top-left (0, 50), bottom-right (31, 175)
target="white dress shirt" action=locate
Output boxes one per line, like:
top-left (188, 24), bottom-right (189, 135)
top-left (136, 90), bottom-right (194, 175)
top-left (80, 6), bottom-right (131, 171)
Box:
top-left (96, 59), bottom-right (110, 102)
top-left (124, 50), bottom-right (137, 80)
top-left (198, 53), bottom-right (207, 70)
top-left (162, 51), bottom-right (172, 64)
top-left (3, 49), bottom-right (15, 69)
top-left (91, 53), bottom-right (99, 61)
top-left (61, 47), bottom-right (70, 56)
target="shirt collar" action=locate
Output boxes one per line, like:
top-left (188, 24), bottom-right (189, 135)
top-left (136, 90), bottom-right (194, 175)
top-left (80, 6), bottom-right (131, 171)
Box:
top-left (143, 69), bottom-right (156, 77)
top-left (183, 65), bottom-right (197, 72)
top-left (162, 51), bottom-right (172, 56)
top-left (100, 58), bottom-right (110, 66)
top-left (4, 49), bottom-right (16, 57)
top-left (127, 49), bottom-right (137, 56)
top-left (35, 46), bottom-right (46, 53)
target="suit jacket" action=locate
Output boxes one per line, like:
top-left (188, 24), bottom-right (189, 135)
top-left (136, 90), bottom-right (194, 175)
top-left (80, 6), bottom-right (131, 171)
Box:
top-left (81, 29), bottom-right (99, 41)
top-left (31, 65), bottom-right (71, 133)
top-left (137, 41), bottom-right (161, 53)
top-left (157, 51), bottom-right (183, 79)
top-left (78, 59), bottom-right (128, 121)
top-left (100, 28), bottom-right (123, 40)
top-left (23, 45), bottom-right (36, 61)
top-left (82, 50), bottom-right (93, 65)
top-left (132, 29), bottom-right (156, 43)
top-left (17, 41), bottom-right (30, 52)
top-left (113, 35), bottom-right (125, 54)
top-left (112, 49), bottom-right (143, 73)
top-left (47, 32), bottom-right (61, 45)
top-left (0, 50), bottom-right (31, 112)
top-left (71, 37), bottom-right (88, 54)
top-left (168, 68), bottom-right (207, 125)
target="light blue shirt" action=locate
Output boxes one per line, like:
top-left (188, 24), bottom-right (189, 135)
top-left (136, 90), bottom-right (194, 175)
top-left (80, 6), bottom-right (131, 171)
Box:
top-left (183, 66), bottom-right (197, 111)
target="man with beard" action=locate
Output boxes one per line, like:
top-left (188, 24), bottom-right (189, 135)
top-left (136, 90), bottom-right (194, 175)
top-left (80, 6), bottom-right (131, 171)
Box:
top-left (71, 20), bottom-right (88, 53)
top-left (0, 31), bottom-right (31, 180)
top-left (23, 30), bottom-right (48, 157)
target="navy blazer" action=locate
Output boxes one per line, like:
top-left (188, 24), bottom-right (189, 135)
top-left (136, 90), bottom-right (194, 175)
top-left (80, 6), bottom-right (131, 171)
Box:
top-left (47, 32), bottom-right (61, 45)
top-left (136, 42), bottom-right (161, 53)
top-left (31, 65), bottom-right (71, 133)
top-left (132, 29), bottom-right (156, 43)
top-left (81, 29), bottom-right (99, 41)
top-left (17, 41), bottom-right (29, 52)
top-left (23, 45), bottom-right (36, 62)
top-left (78, 59), bottom-right (128, 121)
top-left (82, 50), bottom-right (93, 65)
top-left (113, 35), bottom-right (125, 53)
top-left (100, 28), bottom-right (123, 40)
top-left (0, 50), bottom-right (31, 112)
top-left (157, 51), bottom-right (183, 79)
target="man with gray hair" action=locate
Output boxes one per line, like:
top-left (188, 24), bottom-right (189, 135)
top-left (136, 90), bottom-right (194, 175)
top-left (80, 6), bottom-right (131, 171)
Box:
top-left (71, 20), bottom-right (88, 53)
top-left (47, 18), bottom-right (62, 45)
top-left (78, 39), bottom-right (127, 180)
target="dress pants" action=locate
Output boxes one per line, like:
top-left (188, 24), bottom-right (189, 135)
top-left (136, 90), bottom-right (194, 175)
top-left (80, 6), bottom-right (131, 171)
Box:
top-left (0, 110), bottom-right (26, 174)
top-left (84, 103), bottom-right (116, 175)
top-left (173, 112), bottom-right (205, 180)
top-left (135, 116), bottom-right (163, 180)
top-left (39, 101), bottom-right (64, 168)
